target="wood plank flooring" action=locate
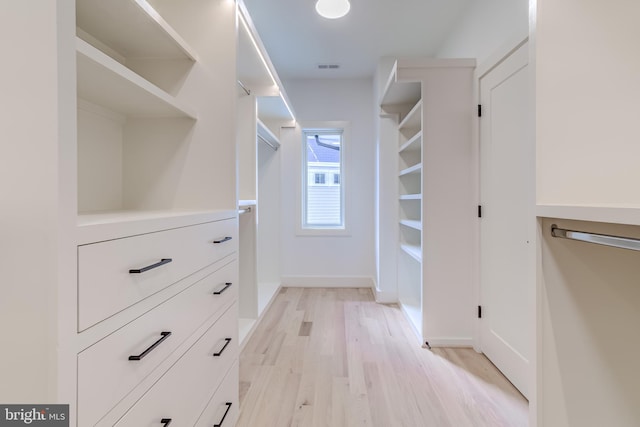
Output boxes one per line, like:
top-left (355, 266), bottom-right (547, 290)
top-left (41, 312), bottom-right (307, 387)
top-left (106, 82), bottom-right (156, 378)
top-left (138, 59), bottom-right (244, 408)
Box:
top-left (237, 288), bottom-right (528, 427)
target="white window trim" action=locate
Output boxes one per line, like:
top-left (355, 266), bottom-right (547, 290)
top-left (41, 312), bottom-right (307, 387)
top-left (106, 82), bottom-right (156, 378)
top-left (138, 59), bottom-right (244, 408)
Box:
top-left (297, 121), bottom-right (350, 236)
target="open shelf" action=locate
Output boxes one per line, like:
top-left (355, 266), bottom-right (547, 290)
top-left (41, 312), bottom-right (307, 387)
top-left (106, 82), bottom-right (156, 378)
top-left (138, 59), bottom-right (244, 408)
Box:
top-left (76, 0), bottom-right (197, 61)
top-left (399, 131), bottom-right (422, 153)
top-left (398, 99), bottom-right (422, 131)
top-left (400, 194), bottom-right (421, 200)
top-left (536, 204), bottom-right (640, 226)
top-left (400, 219), bottom-right (422, 231)
top-left (400, 244), bottom-right (422, 262)
top-left (77, 38), bottom-right (196, 118)
top-left (399, 163), bottom-right (422, 176)
top-left (379, 63), bottom-right (421, 107)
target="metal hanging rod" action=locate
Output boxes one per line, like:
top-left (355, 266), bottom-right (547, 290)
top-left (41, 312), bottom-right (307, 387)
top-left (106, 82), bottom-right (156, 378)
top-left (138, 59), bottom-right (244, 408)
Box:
top-left (258, 134), bottom-right (279, 151)
top-left (551, 225), bottom-right (640, 252)
top-left (237, 80), bottom-right (251, 96)
top-left (238, 206), bottom-right (252, 215)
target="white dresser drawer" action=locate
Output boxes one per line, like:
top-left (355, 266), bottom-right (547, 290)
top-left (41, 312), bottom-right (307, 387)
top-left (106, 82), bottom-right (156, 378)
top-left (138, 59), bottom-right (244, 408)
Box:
top-left (110, 304), bottom-right (238, 427)
top-left (194, 361), bottom-right (239, 427)
top-left (78, 218), bottom-right (237, 330)
top-left (78, 260), bottom-right (237, 427)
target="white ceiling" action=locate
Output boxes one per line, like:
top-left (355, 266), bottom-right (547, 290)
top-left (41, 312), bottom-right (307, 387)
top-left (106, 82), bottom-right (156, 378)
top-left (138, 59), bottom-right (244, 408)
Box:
top-left (242, 0), bottom-right (473, 80)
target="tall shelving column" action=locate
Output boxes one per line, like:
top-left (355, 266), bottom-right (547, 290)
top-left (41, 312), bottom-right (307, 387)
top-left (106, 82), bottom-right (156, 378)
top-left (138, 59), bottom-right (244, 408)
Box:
top-left (380, 58), bottom-right (475, 347)
top-left (236, 0), bottom-right (295, 346)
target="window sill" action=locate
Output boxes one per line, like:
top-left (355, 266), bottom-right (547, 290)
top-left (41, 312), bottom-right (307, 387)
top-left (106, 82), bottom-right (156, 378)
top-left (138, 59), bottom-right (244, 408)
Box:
top-left (296, 226), bottom-right (351, 237)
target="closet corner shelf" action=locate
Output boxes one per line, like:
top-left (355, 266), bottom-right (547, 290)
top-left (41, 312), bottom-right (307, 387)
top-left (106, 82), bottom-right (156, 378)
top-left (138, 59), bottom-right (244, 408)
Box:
top-left (379, 63), bottom-right (421, 108)
top-left (77, 37), bottom-right (197, 119)
top-left (400, 220), bottom-right (422, 231)
top-left (399, 163), bottom-right (422, 176)
top-left (76, 0), bottom-right (198, 61)
top-left (400, 194), bottom-right (422, 201)
top-left (536, 204), bottom-right (640, 226)
top-left (398, 131), bottom-right (422, 153)
top-left (400, 244), bottom-right (422, 262)
top-left (77, 209), bottom-right (236, 245)
top-left (398, 99), bottom-right (422, 130)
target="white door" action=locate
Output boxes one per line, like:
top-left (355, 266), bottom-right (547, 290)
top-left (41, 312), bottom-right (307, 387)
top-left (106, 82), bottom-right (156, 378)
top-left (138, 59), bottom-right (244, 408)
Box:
top-left (479, 41), bottom-right (532, 398)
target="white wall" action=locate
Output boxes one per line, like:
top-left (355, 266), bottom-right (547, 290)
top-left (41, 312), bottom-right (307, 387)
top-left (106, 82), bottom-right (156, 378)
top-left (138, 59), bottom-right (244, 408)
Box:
top-left (280, 79), bottom-right (375, 284)
top-left (436, 0), bottom-right (529, 62)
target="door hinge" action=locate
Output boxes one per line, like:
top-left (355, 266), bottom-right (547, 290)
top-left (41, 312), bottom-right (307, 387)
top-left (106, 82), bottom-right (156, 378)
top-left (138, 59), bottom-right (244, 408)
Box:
top-left (478, 205), bottom-right (482, 218)
top-left (478, 305), bottom-right (482, 319)
top-left (478, 104), bottom-right (482, 117)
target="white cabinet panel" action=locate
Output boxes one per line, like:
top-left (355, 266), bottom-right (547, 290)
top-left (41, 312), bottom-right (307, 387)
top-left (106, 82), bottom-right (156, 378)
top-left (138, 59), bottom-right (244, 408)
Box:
top-left (78, 219), bottom-right (237, 330)
top-left (194, 361), bottom-right (239, 427)
top-left (111, 305), bottom-right (238, 426)
top-left (78, 260), bottom-right (237, 426)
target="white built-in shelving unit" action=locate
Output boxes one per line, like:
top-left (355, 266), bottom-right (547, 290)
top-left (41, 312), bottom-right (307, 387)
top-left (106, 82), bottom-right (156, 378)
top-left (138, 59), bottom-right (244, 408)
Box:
top-left (380, 58), bottom-right (475, 347)
top-left (2, 0), bottom-right (240, 424)
top-left (236, 1), bottom-right (295, 346)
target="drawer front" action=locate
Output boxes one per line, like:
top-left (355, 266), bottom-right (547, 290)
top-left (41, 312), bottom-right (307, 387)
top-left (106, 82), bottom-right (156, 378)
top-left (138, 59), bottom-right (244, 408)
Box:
top-left (194, 360), bottom-right (239, 427)
top-left (111, 304), bottom-right (238, 427)
top-left (78, 260), bottom-right (237, 427)
top-left (78, 218), bottom-right (237, 330)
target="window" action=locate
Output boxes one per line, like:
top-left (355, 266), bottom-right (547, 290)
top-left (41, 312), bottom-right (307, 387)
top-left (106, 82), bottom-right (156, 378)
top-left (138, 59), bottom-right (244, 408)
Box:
top-left (302, 129), bottom-right (344, 228)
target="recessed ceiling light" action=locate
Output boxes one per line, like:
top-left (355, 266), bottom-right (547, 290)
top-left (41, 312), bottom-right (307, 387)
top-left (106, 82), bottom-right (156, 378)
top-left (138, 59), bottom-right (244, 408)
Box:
top-left (315, 0), bottom-right (351, 19)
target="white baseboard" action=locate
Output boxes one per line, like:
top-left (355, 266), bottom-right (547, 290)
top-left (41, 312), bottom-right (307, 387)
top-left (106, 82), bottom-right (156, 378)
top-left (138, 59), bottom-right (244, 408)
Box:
top-left (426, 338), bottom-right (474, 348)
top-left (280, 276), bottom-right (374, 288)
top-left (373, 288), bottom-right (397, 304)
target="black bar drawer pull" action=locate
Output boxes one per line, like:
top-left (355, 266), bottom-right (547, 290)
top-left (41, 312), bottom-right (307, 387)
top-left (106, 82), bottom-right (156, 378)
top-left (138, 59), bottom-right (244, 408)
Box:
top-left (213, 282), bottom-right (233, 295)
top-left (213, 338), bottom-right (232, 357)
top-left (161, 419), bottom-right (172, 426)
top-left (213, 236), bottom-right (232, 244)
top-left (214, 402), bottom-right (232, 427)
top-left (129, 258), bottom-right (172, 274)
top-left (129, 332), bottom-right (172, 361)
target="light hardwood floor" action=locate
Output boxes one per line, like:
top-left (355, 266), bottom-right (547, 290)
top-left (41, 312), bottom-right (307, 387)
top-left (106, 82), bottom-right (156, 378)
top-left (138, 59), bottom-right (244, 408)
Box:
top-left (237, 288), bottom-right (528, 427)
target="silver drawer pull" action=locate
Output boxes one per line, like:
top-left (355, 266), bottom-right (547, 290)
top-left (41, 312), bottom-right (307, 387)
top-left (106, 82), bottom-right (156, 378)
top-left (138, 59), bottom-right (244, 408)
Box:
top-left (129, 258), bottom-right (172, 274)
top-left (212, 338), bottom-right (232, 357)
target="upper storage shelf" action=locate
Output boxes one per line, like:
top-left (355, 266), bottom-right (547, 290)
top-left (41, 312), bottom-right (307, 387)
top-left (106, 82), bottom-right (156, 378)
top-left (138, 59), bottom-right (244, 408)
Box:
top-left (536, 204), bottom-right (640, 226)
top-left (76, 0), bottom-right (197, 61)
top-left (380, 61), bottom-right (421, 108)
top-left (77, 38), bottom-right (197, 118)
top-left (237, 2), bottom-right (296, 124)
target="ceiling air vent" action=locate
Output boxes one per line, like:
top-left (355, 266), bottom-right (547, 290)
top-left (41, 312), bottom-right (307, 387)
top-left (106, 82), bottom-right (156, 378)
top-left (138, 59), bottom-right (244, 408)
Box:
top-left (317, 64), bottom-right (340, 69)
